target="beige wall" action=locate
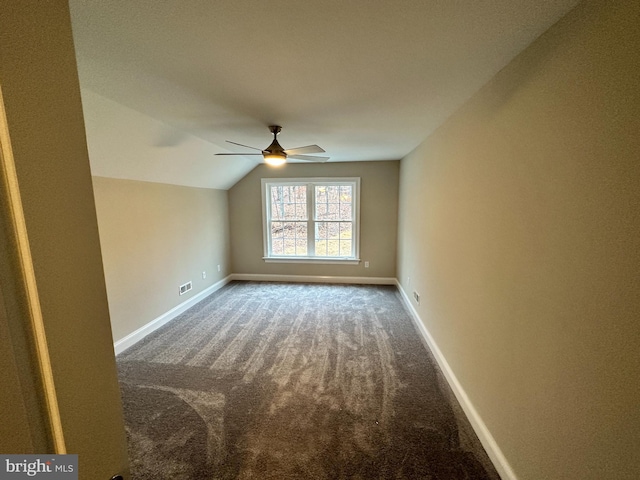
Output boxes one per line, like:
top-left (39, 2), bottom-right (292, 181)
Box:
top-left (229, 161), bottom-right (399, 278)
top-left (397, 1), bottom-right (640, 479)
top-left (93, 177), bottom-right (231, 342)
top-left (0, 1), bottom-right (129, 477)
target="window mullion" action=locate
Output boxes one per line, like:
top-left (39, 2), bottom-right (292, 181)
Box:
top-left (266, 188), bottom-right (273, 256)
top-left (307, 183), bottom-right (315, 256)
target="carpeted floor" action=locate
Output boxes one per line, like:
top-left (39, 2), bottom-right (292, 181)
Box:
top-left (117, 281), bottom-right (500, 479)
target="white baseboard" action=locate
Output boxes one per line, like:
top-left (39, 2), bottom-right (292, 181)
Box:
top-left (113, 275), bottom-right (232, 355)
top-left (230, 273), bottom-right (396, 285)
top-left (396, 281), bottom-right (517, 480)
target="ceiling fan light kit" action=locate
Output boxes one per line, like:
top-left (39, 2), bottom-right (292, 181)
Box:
top-left (263, 153), bottom-right (287, 166)
top-left (263, 126), bottom-right (287, 166)
top-left (216, 125), bottom-right (329, 166)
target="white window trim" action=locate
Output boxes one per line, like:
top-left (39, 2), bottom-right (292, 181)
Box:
top-left (261, 177), bottom-right (361, 264)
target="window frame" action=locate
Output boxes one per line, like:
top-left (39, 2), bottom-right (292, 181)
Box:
top-left (261, 177), bottom-right (361, 264)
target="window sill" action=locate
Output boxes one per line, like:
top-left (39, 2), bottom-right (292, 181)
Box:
top-left (263, 256), bottom-right (361, 265)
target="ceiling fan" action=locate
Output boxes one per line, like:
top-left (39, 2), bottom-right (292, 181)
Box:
top-left (215, 125), bottom-right (329, 166)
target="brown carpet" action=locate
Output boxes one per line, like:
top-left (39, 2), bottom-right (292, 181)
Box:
top-left (117, 281), bottom-right (500, 479)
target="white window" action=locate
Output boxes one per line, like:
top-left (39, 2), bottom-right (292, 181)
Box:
top-left (261, 178), bottom-right (360, 264)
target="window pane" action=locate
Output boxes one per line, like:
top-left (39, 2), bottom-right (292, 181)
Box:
top-left (315, 222), bottom-right (327, 240)
top-left (340, 239), bottom-right (352, 256)
top-left (285, 185), bottom-right (295, 199)
top-left (295, 204), bottom-right (307, 220)
top-left (295, 222), bottom-right (307, 256)
top-left (340, 204), bottom-right (352, 221)
top-left (315, 240), bottom-right (327, 256)
top-left (284, 203), bottom-right (295, 219)
top-left (295, 238), bottom-right (307, 256)
top-left (274, 222), bottom-right (307, 256)
top-left (271, 203), bottom-right (279, 220)
top-left (325, 203), bottom-right (338, 220)
top-left (313, 222), bottom-right (351, 257)
top-left (327, 222), bottom-right (340, 238)
top-left (315, 221), bottom-right (326, 256)
top-left (339, 222), bottom-right (352, 239)
top-left (327, 186), bottom-right (339, 202)
top-left (271, 185), bottom-right (306, 221)
top-left (340, 185), bottom-right (352, 203)
top-left (314, 186), bottom-right (327, 220)
top-left (272, 238), bottom-right (284, 255)
top-left (316, 203), bottom-right (327, 220)
top-left (282, 222), bottom-right (296, 238)
top-left (271, 222), bottom-right (283, 238)
top-left (284, 239), bottom-right (295, 255)
top-left (326, 240), bottom-right (340, 256)
top-left (314, 185), bottom-right (353, 222)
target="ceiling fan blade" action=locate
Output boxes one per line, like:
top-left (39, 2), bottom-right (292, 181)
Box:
top-left (215, 153), bottom-right (263, 156)
top-left (288, 154), bottom-right (330, 163)
top-left (284, 145), bottom-right (325, 156)
top-left (226, 140), bottom-right (263, 151)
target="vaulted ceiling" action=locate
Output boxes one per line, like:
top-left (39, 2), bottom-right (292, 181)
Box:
top-left (69, 0), bottom-right (580, 189)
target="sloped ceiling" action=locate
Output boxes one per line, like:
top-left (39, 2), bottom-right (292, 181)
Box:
top-left (69, 0), bottom-right (580, 189)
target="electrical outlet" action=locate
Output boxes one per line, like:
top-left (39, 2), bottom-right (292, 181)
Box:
top-left (413, 291), bottom-right (420, 304)
top-left (217, 264), bottom-right (221, 272)
top-left (364, 261), bottom-right (369, 268)
top-left (202, 271), bottom-right (206, 279)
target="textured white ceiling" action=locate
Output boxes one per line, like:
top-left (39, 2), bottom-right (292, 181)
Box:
top-left (69, 0), bottom-right (580, 189)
